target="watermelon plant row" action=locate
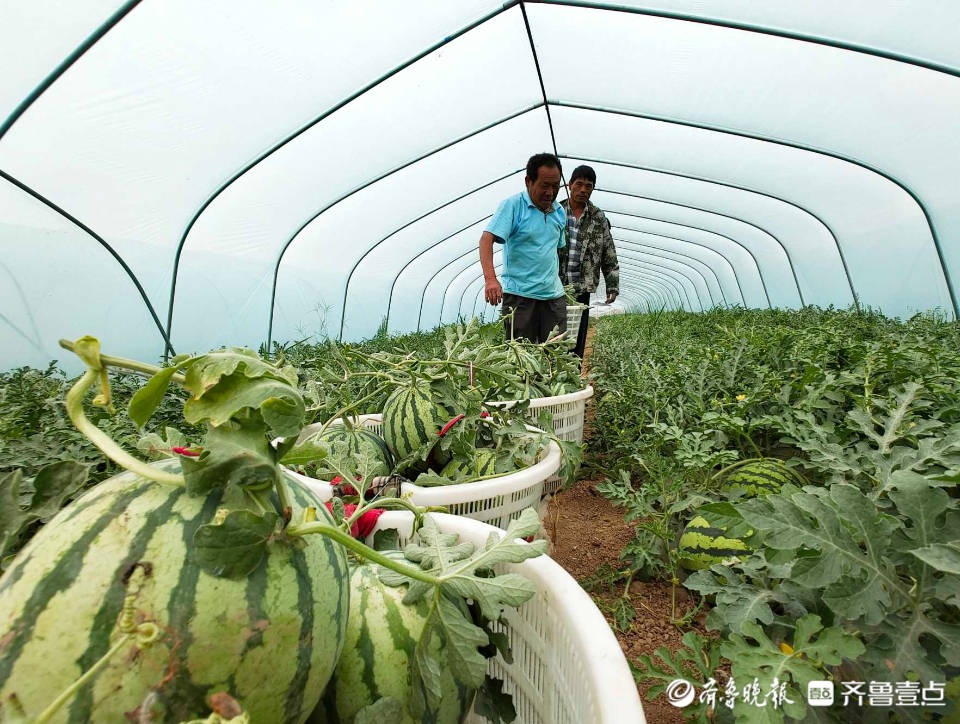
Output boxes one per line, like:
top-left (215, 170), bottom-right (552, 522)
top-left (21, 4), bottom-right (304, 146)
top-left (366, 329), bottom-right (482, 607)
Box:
top-left (0, 337), bottom-right (550, 724)
top-left (586, 307), bottom-right (960, 723)
top-left (0, 318), bottom-right (584, 565)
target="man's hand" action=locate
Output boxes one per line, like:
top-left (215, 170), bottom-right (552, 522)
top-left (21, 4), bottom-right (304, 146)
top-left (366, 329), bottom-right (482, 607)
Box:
top-left (485, 277), bottom-right (503, 306)
top-left (605, 291), bottom-right (618, 304)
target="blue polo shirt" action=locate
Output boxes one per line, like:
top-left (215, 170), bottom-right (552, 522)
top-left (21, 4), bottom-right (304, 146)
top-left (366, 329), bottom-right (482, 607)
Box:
top-left (486, 190), bottom-right (566, 300)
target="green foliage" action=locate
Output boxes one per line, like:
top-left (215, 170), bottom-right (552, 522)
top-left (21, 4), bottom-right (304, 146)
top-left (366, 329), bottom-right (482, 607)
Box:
top-left (590, 307), bottom-right (960, 722)
top-left (0, 461), bottom-right (88, 567)
top-left (375, 509), bottom-right (544, 720)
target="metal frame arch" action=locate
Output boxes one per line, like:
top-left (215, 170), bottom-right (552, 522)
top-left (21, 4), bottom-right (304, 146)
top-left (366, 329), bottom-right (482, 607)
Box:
top-left (163, 2), bottom-right (524, 350)
top-left (608, 282), bottom-right (665, 310)
top-left (381, 214), bottom-right (493, 336)
top-left (614, 249), bottom-right (712, 310)
top-left (467, 262), bottom-right (504, 320)
top-left (611, 231), bottom-right (735, 307)
top-left (614, 283), bottom-right (667, 311)
top-left (615, 259), bottom-right (700, 311)
top-left (439, 247), bottom-right (503, 328)
top-left (0, 1), bottom-right (145, 140)
top-left (454, 256), bottom-right (504, 323)
top-left (611, 226), bottom-right (743, 306)
top-left (414, 214), bottom-right (718, 332)
top-left (613, 238), bottom-right (725, 307)
top-left (345, 168), bottom-right (524, 338)
top-left (265, 104), bottom-right (543, 349)
top-left (419, 242), bottom-right (493, 331)
top-left (0, 169), bottom-right (175, 356)
top-left (563, 153), bottom-right (806, 306)
top-left (605, 207), bottom-right (768, 306)
top-left (598, 188), bottom-right (790, 307)
top-left (524, 1), bottom-right (960, 80)
top-left (598, 261), bottom-right (689, 310)
top-left (616, 270), bottom-right (682, 310)
top-left (602, 273), bottom-right (673, 310)
top-left (464, 268), bottom-right (670, 319)
top-left (555, 108), bottom-right (956, 317)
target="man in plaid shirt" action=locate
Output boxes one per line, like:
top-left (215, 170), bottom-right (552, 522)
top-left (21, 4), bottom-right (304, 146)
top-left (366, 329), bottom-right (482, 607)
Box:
top-left (559, 165), bottom-right (620, 358)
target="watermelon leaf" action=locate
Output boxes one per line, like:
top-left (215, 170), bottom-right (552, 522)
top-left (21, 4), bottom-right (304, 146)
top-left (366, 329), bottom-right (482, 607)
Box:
top-left (27, 460), bottom-right (89, 521)
top-left (720, 614), bottom-right (864, 724)
top-left (137, 426), bottom-right (190, 459)
top-left (183, 374), bottom-right (304, 438)
top-left (353, 697), bottom-right (404, 724)
top-left (436, 594), bottom-right (490, 688)
top-left (0, 469), bottom-right (29, 561)
top-left (908, 541), bottom-right (960, 574)
top-left (193, 510), bottom-right (279, 578)
top-left (279, 439), bottom-right (330, 466)
top-left (179, 417), bottom-right (277, 496)
top-left (1, 462), bottom-right (89, 564)
top-left (472, 676), bottom-right (517, 724)
top-left (129, 361), bottom-right (191, 429)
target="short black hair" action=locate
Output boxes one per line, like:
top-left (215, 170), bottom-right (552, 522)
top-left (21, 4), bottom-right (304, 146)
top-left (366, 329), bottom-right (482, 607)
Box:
top-left (570, 165), bottom-right (596, 185)
top-left (526, 153), bottom-right (562, 182)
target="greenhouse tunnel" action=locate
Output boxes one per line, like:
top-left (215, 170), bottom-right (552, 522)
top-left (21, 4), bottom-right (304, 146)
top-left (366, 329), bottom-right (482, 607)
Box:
top-left (2, 0), bottom-right (959, 373)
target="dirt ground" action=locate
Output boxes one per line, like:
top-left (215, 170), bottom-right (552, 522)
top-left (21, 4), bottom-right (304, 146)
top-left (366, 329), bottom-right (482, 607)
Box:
top-left (542, 326), bottom-right (694, 724)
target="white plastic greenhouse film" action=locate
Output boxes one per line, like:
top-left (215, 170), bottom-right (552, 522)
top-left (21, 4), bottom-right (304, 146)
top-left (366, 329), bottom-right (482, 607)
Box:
top-left (531, 5), bottom-right (958, 318)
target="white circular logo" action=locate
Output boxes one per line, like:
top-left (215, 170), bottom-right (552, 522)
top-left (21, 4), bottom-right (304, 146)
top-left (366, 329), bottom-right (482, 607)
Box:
top-left (666, 679), bottom-right (696, 708)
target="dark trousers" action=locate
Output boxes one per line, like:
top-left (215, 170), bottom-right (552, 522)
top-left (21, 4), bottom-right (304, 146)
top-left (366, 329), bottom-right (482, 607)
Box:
top-left (572, 291), bottom-right (590, 358)
top-left (501, 293), bottom-right (567, 344)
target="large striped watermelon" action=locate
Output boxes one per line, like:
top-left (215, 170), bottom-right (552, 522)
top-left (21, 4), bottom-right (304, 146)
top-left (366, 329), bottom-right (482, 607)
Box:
top-left (297, 423), bottom-right (394, 478)
top-left (719, 459), bottom-right (802, 499)
top-left (381, 382), bottom-right (451, 473)
top-left (0, 459), bottom-right (349, 724)
top-left (678, 516), bottom-right (751, 571)
top-left (310, 563), bottom-right (473, 724)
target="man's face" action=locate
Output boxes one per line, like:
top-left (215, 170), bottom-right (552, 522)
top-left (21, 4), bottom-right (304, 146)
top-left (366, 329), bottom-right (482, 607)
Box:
top-left (568, 177), bottom-right (594, 206)
top-left (525, 164), bottom-right (562, 212)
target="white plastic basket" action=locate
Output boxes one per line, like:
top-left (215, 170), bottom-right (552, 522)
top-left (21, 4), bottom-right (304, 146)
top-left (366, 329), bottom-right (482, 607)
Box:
top-left (366, 512), bottom-right (646, 724)
top-left (283, 414), bottom-right (561, 530)
top-left (489, 386), bottom-right (593, 495)
top-left (564, 304), bottom-right (588, 344)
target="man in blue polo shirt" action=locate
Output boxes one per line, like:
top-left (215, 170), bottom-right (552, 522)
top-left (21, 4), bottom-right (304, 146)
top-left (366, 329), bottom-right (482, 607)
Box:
top-left (479, 153), bottom-right (567, 343)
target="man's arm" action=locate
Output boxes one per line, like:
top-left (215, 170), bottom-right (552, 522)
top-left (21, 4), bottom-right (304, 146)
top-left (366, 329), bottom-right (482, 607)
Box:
top-left (480, 231), bottom-right (502, 305)
top-left (600, 218), bottom-right (619, 304)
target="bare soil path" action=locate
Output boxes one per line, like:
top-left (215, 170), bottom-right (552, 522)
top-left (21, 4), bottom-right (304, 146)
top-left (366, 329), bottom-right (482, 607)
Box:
top-left (543, 325), bottom-right (694, 724)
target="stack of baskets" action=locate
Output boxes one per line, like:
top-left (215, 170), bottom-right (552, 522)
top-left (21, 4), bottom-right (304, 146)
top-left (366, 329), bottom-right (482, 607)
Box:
top-left (488, 385), bottom-right (593, 495)
top-left (282, 393), bottom-right (644, 723)
top-left (369, 513), bottom-right (646, 724)
top-left (283, 414), bottom-right (562, 529)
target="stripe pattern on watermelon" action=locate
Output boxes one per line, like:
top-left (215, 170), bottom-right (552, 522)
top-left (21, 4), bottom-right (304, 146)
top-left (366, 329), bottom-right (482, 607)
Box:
top-left (312, 563), bottom-right (473, 724)
top-left (303, 425), bottom-right (393, 477)
top-left (719, 459), bottom-right (798, 498)
top-left (678, 515), bottom-right (751, 571)
top-left (381, 382), bottom-right (450, 468)
top-left (0, 460), bottom-right (348, 724)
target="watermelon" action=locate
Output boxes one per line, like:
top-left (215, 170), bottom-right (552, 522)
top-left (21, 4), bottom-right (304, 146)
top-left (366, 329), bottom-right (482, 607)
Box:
top-left (0, 459), bottom-right (349, 724)
top-left (678, 516), bottom-right (751, 571)
top-left (719, 459), bottom-right (800, 499)
top-left (310, 563), bottom-right (473, 724)
top-left (298, 423), bottom-right (393, 478)
top-left (440, 448), bottom-right (503, 482)
top-left (381, 382), bottom-right (451, 472)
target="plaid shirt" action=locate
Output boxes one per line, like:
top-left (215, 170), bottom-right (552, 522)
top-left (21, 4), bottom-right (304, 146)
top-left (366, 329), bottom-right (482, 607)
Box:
top-left (565, 211), bottom-right (583, 287)
top-left (558, 199), bottom-right (619, 296)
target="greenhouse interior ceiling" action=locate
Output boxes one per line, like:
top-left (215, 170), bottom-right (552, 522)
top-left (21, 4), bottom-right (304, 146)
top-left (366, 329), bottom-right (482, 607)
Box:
top-left (2, 0), bottom-right (959, 372)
